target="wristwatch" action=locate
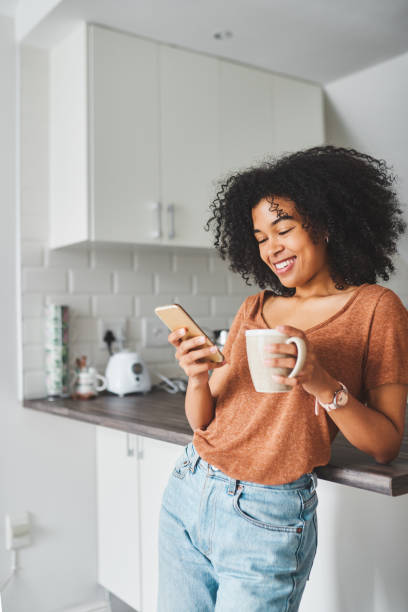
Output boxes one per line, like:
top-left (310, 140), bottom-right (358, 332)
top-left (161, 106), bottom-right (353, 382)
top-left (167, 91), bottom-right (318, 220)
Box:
top-left (314, 381), bottom-right (349, 416)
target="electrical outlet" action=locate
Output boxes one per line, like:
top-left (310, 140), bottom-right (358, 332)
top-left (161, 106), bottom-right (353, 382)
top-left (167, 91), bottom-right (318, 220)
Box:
top-left (142, 318), bottom-right (169, 348)
top-left (5, 512), bottom-right (31, 550)
top-left (98, 318), bottom-right (126, 349)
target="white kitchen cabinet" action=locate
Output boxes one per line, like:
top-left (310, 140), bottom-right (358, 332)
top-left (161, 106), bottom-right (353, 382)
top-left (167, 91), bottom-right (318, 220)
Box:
top-left (159, 45), bottom-right (219, 247)
top-left (96, 425), bottom-right (185, 611)
top-left (219, 60), bottom-right (276, 174)
top-left (219, 60), bottom-right (324, 174)
top-left (138, 435), bottom-right (186, 611)
top-left (96, 426), bottom-right (142, 610)
top-left (50, 24), bottom-right (161, 248)
top-left (50, 23), bottom-right (324, 250)
top-left (89, 26), bottom-right (161, 244)
top-left (272, 73), bottom-right (325, 154)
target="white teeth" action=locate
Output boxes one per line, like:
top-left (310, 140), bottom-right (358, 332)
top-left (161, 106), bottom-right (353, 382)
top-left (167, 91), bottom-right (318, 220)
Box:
top-left (275, 257), bottom-right (295, 270)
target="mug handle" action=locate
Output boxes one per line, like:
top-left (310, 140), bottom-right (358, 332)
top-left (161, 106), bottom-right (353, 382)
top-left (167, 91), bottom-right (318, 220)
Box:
top-left (96, 374), bottom-right (107, 392)
top-left (285, 337), bottom-right (307, 378)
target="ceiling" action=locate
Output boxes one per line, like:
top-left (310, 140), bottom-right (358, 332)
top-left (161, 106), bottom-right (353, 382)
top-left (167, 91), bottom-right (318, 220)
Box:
top-left (2, 0), bottom-right (408, 84)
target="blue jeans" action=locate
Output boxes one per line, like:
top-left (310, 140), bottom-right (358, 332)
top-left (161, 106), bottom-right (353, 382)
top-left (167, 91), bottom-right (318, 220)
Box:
top-left (158, 441), bottom-right (318, 611)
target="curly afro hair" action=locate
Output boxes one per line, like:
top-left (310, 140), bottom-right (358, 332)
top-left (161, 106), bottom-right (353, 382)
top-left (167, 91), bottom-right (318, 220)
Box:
top-left (205, 145), bottom-right (407, 297)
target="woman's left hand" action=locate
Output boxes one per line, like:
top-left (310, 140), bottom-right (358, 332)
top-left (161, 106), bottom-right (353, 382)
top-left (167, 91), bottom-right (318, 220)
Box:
top-left (264, 324), bottom-right (332, 397)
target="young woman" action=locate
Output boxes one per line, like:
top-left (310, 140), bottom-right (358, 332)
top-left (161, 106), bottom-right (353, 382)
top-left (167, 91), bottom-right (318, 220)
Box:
top-left (157, 146), bottom-right (408, 611)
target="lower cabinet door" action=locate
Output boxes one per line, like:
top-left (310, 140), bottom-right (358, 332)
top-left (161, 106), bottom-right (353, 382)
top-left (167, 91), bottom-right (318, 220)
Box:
top-left (138, 435), bottom-right (187, 612)
top-left (96, 426), bottom-right (142, 610)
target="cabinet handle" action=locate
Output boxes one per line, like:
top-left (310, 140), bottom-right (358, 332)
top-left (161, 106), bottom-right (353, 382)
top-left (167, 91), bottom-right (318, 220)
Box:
top-left (167, 203), bottom-right (175, 239)
top-left (152, 202), bottom-right (162, 239)
top-left (126, 433), bottom-right (136, 457)
top-left (137, 435), bottom-right (144, 460)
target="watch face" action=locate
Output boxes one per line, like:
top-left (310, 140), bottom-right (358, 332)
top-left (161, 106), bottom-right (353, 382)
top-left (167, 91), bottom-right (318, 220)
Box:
top-left (336, 390), bottom-right (348, 406)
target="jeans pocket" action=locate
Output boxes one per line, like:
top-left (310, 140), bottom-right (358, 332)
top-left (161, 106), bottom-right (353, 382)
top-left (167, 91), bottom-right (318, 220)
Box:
top-left (232, 485), bottom-right (304, 534)
top-left (172, 446), bottom-right (191, 480)
top-left (301, 489), bottom-right (318, 522)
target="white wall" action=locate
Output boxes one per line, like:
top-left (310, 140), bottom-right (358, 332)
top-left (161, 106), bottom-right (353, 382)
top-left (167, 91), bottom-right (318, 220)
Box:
top-left (300, 53), bottom-right (408, 612)
top-left (0, 16), bottom-right (104, 611)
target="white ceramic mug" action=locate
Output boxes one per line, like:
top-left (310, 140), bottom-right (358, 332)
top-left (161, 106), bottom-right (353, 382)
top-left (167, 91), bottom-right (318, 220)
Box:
top-left (71, 367), bottom-right (107, 398)
top-left (245, 329), bottom-right (307, 392)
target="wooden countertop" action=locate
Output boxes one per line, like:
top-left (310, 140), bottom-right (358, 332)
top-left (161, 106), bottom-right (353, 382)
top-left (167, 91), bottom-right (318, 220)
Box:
top-left (24, 388), bottom-right (408, 497)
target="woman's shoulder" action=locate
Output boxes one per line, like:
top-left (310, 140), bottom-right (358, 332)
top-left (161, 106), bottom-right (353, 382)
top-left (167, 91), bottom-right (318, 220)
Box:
top-left (360, 283), bottom-right (406, 308)
top-left (357, 283), bottom-right (407, 323)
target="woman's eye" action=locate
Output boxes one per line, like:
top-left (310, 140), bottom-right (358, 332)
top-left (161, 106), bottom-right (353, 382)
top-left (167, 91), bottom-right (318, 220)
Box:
top-left (256, 229), bottom-right (292, 244)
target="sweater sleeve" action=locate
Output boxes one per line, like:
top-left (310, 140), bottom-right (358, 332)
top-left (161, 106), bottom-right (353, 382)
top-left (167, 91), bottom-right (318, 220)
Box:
top-left (363, 289), bottom-right (408, 391)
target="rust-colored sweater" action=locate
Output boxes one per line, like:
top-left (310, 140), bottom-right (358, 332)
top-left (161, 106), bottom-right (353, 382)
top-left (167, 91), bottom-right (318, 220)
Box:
top-left (193, 283), bottom-right (408, 484)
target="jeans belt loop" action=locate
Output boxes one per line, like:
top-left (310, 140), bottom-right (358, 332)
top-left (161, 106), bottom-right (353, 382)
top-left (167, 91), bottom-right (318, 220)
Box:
top-left (309, 471), bottom-right (317, 493)
top-left (189, 454), bottom-right (200, 473)
top-left (227, 478), bottom-right (238, 495)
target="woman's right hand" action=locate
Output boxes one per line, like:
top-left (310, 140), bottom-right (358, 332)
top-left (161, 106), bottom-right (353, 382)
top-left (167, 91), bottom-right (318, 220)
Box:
top-left (168, 328), bottom-right (226, 385)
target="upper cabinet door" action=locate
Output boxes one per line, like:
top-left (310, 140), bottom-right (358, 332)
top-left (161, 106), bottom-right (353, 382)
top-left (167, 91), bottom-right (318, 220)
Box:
top-left (159, 45), bottom-right (220, 248)
top-left (272, 75), bottom-right (325, 154)
top-left (89, 25), bottom-right (161, 244)
top-left (219, 60), bottom-right (275, 175)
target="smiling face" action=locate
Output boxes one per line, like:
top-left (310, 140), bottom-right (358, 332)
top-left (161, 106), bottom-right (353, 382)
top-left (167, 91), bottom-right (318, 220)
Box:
top-left (251, 196), bottom-right (331, 292)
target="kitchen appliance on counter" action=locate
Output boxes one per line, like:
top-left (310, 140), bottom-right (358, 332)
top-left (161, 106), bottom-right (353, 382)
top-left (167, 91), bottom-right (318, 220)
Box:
top-left (105, 350), bottom-right (151, 396)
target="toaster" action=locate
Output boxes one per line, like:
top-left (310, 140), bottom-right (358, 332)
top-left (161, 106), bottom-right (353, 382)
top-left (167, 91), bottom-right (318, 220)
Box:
top-left (105, 350), bottom-right (151, 396)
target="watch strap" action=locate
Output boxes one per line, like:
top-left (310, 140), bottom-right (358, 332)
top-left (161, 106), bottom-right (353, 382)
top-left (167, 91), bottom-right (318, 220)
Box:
top-left (314, 381), bottom-right (348, 416)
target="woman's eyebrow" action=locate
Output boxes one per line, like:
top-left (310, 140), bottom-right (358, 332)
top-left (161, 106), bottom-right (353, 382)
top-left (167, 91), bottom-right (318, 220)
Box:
top-left (253, 214), bottom-right (295, 233)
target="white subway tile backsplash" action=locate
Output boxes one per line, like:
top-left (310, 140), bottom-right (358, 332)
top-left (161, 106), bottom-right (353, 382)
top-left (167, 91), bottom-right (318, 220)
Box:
top-left (128, 318), bottom-right (142, 341)
top-left (173, 295), bottom-right (210, 316)
top-left (69, 269), bottom-right (112, 294)
top-left (135, 250), bottom-right (172, 273)
top-left (91, 346), bottom-right (112, 370)
top-left (92, 295), bottom-right (133, 317)
top-left (174, 254), bottom-right (209, 273)
top-left (23, 318), bottom-right (44, 345)
top-left (70, 317), bottom-right (99, 342)
top-left (91, 247), bottom-right (133, 269)
top-left (23, 268), bottom-right (67, 293)
top-left (45, 247), bottom-right (89, 268)
top-left (212, 295), bottom-right (245, 316)
top-left (209, 255), bottom-right (231, 273)
top-left (21, 242), bottom-right (44, 267)
top-left (227, 275), bottom-right (258, 295)
top-left (114, 271), bottom-right (153, 294)
top-left (194, 273), bottom-right (226, 295)
top-left (156, 273), bottom-right (192, 294)
top-left (46, 295), bottom-right (91, 317)
top-left (22, 293), bottom-right (43, 317)
top-left (140, 346), bottom-right (175, 364)
top-left (137, 294), bottom-right (176, 316)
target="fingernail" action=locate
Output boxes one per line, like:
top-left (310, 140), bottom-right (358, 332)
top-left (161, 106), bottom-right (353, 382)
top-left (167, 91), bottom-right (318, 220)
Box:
top-left (197, 336), bottom-right (205, 342)
top-left (210, 346), bottom-right (217, 352)
top-left (178, 328), bottom-right (185, 335)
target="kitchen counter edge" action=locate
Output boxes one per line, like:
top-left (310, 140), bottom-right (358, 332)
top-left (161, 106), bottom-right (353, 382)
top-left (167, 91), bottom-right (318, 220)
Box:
top-left (23, 391), bottom-right (408, 497)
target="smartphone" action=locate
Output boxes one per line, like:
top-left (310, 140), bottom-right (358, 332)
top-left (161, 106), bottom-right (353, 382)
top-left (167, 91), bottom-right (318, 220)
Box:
top-left (154, 304), bottom-right (225, 363)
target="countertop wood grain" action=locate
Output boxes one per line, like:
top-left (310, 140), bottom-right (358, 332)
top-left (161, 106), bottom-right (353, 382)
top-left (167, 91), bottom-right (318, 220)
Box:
top-left (24, 389), bottom-right (408, 496)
